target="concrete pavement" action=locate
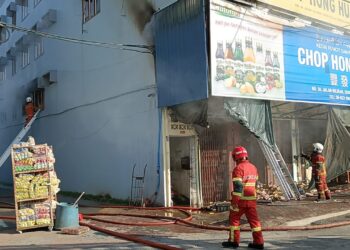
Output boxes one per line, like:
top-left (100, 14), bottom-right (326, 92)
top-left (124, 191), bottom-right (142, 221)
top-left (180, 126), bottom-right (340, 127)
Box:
top-left (1, 219), bottom-right (349, 249)
top-left (141, 225), bottom-right (350, 249)
top-left (1, 185), bottom-right (350, 249)
top-left (1, 218), bottom-right (349, 249)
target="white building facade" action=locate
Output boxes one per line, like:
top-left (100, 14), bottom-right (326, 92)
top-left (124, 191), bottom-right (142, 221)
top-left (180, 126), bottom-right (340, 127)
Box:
top-left (0, 0), bottom-right (177, 205)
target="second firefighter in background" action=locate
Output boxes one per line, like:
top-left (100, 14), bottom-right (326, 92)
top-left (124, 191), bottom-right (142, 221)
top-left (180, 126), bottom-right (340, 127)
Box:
top-left (302, 142), bottom-right (331, 200)
top-left (222, 146), bottom-right (264, 249)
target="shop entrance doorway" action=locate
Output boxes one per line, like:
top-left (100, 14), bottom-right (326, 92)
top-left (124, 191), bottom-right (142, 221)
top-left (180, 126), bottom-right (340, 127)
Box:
top-left (169, 136), bottom-right (198, 206)
top-left (162, 110), bottom-right (202, 207)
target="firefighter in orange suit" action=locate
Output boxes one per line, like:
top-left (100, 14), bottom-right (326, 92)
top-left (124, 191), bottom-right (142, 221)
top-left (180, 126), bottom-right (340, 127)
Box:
top-left (24, 97), bottom-right (35, 126)
top-left (222, 146), bottom-right (264, 249)
top-left (302, 143), bottom-right (331, 200)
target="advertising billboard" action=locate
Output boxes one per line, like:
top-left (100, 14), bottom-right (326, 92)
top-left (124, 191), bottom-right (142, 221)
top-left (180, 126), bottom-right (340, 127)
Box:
top-left (210, 0), bottom-right (350, 106)
top-left (284, 27), bottom-right (350, 105)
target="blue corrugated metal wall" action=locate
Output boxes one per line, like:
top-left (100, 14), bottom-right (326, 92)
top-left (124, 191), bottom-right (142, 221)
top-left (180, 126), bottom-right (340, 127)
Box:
top-left (155, 0), bottom-right (209, 107)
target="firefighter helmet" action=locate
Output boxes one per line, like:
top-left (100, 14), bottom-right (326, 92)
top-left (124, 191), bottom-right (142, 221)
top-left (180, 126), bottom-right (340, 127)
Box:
top-left (26, 97), bottom-right (32, 103)
top-left (232, 146), bottom-right (248, 160)
top-left (313, 143), bottom-right (324, 153)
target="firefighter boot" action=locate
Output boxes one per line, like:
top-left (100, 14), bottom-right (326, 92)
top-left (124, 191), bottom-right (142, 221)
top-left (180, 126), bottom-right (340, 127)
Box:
top-left (248, 243), bottom-right (264, 249)
top-left (222, 241), bottom-right (239, 248)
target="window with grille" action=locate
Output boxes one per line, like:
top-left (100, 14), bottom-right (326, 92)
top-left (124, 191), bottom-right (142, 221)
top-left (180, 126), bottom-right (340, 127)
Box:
top-left (0, 83), bottom-right (3, 100)
top-left (33, 88), bottom-right (45, 110)
top-left (82, 0), bottom-right (100, 23)
top-left (21, 47), bottom-right (30, 68)
top-left (12, 9), bottom-right (16, 32)
top-left (0, 112), bottom-right (7, 124)
top-left (0, 66), bottom-right (6, 81)
top-left (7, 3), bottom-right (17, 32)
top-left (7, 50), bottom-right (17, 76)
top-left (12, 108), bottom-right (18, 121)
top-left (21, 0), bottom-right (29, 20)
top-left (33, 26), bottom-right (44, 59)
top-left (34, 38), bottom-right (43, 59)
top-left (34, 0), bottom-right (41, 7)
top-left (0, 28), bottom-right (7, 42)
top-left (11, 57), bottom-right (16, 75)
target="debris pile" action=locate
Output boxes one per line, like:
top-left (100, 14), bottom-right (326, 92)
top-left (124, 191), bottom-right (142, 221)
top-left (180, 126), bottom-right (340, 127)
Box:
top-left (296, 181), bottom-right (318, 197)
top-left (305, 189), bottom-right (318, 197)
top-left (330, 184), bottom-right (350, 193)
top-left (61, 226), bottom-right (90, 235)
top-left (256, 183), bottom-right (286, 201)
top-left (203, 202), bottom-right (230, 212)
top-left (297, 182), bottom-right (308, 192)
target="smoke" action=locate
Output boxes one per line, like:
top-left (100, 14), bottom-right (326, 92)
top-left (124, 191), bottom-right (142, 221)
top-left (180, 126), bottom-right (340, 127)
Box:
top-left (126, 0), bottom-right (156, 45)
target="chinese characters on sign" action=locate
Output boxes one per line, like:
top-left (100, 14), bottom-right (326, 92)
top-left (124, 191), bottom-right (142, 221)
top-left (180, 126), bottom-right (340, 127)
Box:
top-left (211, 0), bottom-right (350, 106)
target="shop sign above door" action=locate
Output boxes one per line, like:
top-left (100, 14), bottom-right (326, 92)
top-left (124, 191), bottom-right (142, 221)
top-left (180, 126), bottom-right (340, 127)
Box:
top-left (210, 0), bottom-right (350, 106)
top-left (258, 0), bottom-right (350, 30)
top-left (169, 122), bottom-right (197, 137)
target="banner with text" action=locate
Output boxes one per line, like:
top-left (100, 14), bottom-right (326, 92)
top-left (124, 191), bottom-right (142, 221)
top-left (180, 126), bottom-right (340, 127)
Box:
top-left (210, 0), bottom-right (350, 106)
top-left (258, 0), bottom-right (350, 30)
top-left (210, 0), bottom-right (286, 101)
top-left (284, 27), bottom-right (350, 105)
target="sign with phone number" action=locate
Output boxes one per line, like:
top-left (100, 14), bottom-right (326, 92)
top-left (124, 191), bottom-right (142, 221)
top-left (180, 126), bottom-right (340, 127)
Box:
top-left (283, 26), bottom-right (350, 106)
top-left (210, 0), bottom-right (350, 106)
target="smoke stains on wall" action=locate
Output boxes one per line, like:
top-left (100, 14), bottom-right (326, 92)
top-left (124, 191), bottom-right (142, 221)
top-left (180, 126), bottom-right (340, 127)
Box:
top-left (126, 0), bottom-right (155, 34)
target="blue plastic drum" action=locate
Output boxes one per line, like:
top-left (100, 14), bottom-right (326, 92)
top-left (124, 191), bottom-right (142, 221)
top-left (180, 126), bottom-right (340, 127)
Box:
top-left (55, 202), bottom-right (79, 229)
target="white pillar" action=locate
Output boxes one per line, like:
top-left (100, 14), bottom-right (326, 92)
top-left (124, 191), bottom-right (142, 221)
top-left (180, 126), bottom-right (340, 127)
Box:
top-left (291, 119), bottom-right (301, 182)
top-left (162, 108), bottom-right (172, 207)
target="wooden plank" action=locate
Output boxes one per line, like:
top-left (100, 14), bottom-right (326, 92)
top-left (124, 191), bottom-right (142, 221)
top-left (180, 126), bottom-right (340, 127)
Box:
top-left (17, 197), bottom-right (49, 203)
top-left (14, 168), bottom-right (52, 175)
top-left (17, 223), bottom-right (53, 231)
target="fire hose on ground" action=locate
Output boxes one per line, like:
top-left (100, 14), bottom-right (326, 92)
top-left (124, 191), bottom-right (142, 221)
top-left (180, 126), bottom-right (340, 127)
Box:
top-left (80, 206), bottom-right (350, 231)
top-left (1, 204), bottom-right (350, 250)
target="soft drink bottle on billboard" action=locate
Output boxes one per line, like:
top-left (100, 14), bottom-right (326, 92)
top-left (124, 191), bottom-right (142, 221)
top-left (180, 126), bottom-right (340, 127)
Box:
top-left (215, 41), bottom-right (225, 79)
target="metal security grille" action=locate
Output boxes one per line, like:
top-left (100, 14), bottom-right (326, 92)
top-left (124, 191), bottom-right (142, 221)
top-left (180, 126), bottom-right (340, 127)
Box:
top-left (199, 125), bottom-right (230, 206)
top-left (199, 122), bottom-right (269, 206)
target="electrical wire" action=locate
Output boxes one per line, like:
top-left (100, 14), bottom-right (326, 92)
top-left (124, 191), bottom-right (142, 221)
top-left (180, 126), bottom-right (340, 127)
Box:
top-left (0, 22), bottom-right (154, 54)
top-left (37, 85), bottom-right (156, 121)
top-left (0, 4), bottom-right (345, 132)
top-left (1, 4), bottom-right (347, 55)
top-left (0, 85), bottom-right (157, 130)
top-left (0, 6), bottom-right (347, 54)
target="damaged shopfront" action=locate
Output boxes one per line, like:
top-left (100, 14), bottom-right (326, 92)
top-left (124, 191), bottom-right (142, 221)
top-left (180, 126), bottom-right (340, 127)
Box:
top-left (155, 0), bottom-right (350, 206)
